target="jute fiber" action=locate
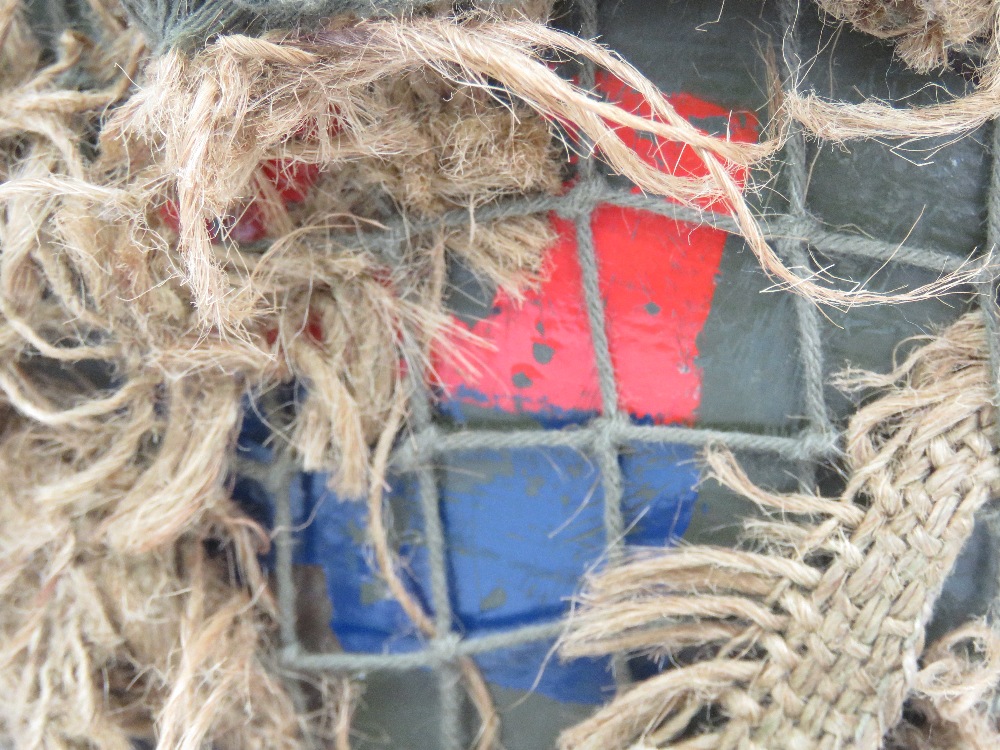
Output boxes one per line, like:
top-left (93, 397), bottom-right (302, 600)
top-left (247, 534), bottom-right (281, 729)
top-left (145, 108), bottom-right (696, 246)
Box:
top-left (814, 0), bottom-right (993, 72)
top-left (560, 312), bottom-right (1000, 750)
top-left (0, 0), bottom-right (787, 746)
top-left (0, 0), bottom-right (995, 747)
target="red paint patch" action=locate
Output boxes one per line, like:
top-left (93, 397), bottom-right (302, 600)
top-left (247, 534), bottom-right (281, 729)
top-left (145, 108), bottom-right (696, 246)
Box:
top-left (261, 159), bottom-right (321, 204)
top-left (158, 157), bottom-right (319, 242)
top-left (439, 220), bottom-right (603, 418)
top-left (434, 77), bottom-right (759, 425)
top-left (593, 206), bottom-right (724, 422)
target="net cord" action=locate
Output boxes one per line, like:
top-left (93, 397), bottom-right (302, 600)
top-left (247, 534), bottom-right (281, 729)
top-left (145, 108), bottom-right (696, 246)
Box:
top-left (267, 1), bottom-right (1000, 746)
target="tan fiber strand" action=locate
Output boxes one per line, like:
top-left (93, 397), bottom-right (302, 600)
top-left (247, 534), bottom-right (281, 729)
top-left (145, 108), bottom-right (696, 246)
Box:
top-left (560, 313), bottom-right (1000, 750)
top-left (0, 0), bottom-right (570, 745)
top-left (3, 0), bottom-right (997, 748)
top-left (789, 1), bottom-right (1000, 142)
top-left (365, 376), bottom-right (502, 750)
top-left (107, 12), bottom-right (971, 321)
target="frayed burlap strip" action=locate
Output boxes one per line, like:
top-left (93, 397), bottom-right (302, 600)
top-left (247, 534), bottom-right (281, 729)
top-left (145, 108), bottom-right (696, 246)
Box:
top-left (0, 0), bottom-right (567, 745)
top-left (787, 0), bottom-right (1000, 140)
top-left (560, 312), bottom-right (1000, 750)
top-left (103, 1), bottom-right (981, 319)
top-left (2, 0), bottom-right (993, 747)
top-left (104, 16), bottom-right (782, 325)
top-left (0, 0), bottom-right (784, 745)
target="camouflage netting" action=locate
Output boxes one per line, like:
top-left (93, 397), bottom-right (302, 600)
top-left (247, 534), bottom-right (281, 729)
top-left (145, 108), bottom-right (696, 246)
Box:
top-left (2, 0), bottom-right (1000, 747)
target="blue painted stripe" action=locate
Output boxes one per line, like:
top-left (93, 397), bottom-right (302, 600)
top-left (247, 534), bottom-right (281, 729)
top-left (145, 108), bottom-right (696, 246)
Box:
top-left (289, 443), bottom-right (698, 704)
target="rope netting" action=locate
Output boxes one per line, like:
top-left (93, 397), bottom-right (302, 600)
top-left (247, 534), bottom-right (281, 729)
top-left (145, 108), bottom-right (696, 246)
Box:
top-left (258, 1), bottom-right (1000, 748)
top-left (2, 0), bottom-right (1000, 747)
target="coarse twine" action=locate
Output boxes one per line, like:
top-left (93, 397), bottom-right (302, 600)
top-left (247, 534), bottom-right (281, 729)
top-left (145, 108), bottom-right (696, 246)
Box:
top-left (0, 0), bottom-right (999, 747)
top-left (793, 0), bottom-right (1000, 139)
top-left (560, 313), bottom-right (1000, 750)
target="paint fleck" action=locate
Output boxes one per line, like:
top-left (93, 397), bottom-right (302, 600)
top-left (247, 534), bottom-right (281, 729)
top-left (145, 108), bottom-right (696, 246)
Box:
top-left (360, 580), bottom-right (387, 606)
top-left (526, 475), bottom-right (546, 497)
top-left (479, 587), bottom-right (508, 613)
top-left (645, 301), bottom-right (661, 316)
top-left (512, 372), bottom-right (533, 388)
top-left (533, 342), bottom-right (555, 364)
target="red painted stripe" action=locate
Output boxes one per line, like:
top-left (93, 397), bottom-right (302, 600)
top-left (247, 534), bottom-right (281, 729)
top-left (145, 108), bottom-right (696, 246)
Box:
top-left (434, 77), bottom-right (760, 424)
top-left (158, 77), bottom-right (760, 427)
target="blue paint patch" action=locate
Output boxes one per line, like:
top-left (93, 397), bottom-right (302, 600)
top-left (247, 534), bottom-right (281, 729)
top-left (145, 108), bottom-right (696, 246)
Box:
top-left (293, 471), bottom-right (432, 653)
top-left (230, 475), bottom-right (276, 571)
top-left (293, 443), bottom-right (699, 704)
top-left (231, 396), bottom-right (701, 705)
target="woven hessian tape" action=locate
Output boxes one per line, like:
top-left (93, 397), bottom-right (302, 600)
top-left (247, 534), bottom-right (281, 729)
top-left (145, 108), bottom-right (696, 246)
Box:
top-left (561, 313), bottom-right (1000, 750)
